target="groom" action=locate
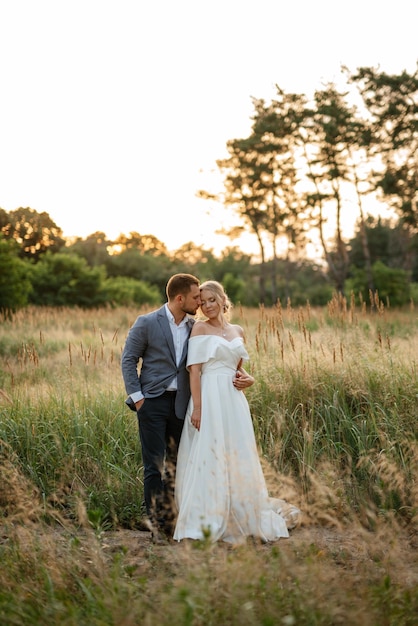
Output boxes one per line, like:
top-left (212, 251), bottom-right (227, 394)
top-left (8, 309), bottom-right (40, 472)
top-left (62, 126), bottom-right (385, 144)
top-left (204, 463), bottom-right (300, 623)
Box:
top-left (121, 273), bottom-right (201, 543)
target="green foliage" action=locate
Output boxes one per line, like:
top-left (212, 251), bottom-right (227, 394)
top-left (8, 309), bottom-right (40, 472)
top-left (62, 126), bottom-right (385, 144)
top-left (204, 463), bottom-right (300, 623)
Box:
top-left (221, 272), bottom-right (246, 304)
top-left (349, 66), bottom-right (418, 227)
top-left (0, 396), bottom-right (143, 528)
top-left (266, 259), bottom-right (333, 306)
top-left (346, 261), bottom-right (411, 306)
top-left (3, 68), bottom-right (418, 312)
top-left (348, 215), bottom-right (418, 279)
top-left (276, 278), bottom-right (334, 307)
top-left (0, 206), bottom-right (65, 261)
top-left (0, 237), bottom-right (32, 316)
top-left (103, 276), bottom-right (161, 307)
top-left (106, 248), bottom-right (173, 297)
top-left (214, 247), bottom-right (252, 278)
top-left (410, 282), bottom-right (418, 304)
top-left (0, 335), bottom-right (65, 361)
top-left (1, 305), bottom-right (417, 625)
top-left (349, 215), bottom-right (393, 268)
top-left (64, 231), bottom-right (112, 267)
top-left (169, 242), bottom-right (218, 280)
top-left (29, 252), bottom-right (107, 308)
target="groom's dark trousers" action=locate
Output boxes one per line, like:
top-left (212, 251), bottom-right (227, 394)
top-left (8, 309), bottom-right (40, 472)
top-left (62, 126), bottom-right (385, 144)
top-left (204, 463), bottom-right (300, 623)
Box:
top-left (136, 391), bottom-right (184, 531)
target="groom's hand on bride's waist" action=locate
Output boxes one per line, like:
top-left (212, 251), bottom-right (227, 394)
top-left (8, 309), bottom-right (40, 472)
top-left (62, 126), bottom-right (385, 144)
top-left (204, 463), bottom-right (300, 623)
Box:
top-left (233, 368), bottom-right (254, 390)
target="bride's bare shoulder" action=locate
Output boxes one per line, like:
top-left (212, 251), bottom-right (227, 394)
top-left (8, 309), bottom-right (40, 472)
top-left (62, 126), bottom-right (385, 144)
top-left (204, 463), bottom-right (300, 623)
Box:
top-left (230, 323), bottom-right (244, 338)
top-left (190, 321), bottom-right (209, 337)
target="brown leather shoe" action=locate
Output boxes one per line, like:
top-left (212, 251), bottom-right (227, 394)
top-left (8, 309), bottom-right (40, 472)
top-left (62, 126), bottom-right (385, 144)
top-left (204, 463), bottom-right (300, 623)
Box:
top-left (138, 517), bottom-right (152, 532)
top-left (151, 528), bottom-right (169, 545)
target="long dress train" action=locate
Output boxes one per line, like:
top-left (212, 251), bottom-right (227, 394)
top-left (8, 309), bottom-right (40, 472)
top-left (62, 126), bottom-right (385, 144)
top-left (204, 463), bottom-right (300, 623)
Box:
top-left (173, 336), bottom-right (300, 544)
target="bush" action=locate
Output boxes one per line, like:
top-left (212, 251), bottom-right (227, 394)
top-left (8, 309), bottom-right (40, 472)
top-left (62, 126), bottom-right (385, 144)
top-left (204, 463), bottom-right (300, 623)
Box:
top-left (102, 276), bottom-right (161, 306)
top-left (29, 252), bottom-right (107, 307)
top-left (410, 282), bottom-right (418, 305)
top-left (346, 261), bottom-right (411, 306)
top-left (0, 237), bottom-right (32, 316)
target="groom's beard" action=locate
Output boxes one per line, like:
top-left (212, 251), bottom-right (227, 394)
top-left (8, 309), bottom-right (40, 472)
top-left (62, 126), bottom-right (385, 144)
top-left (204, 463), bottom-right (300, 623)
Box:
top-left (182, 305), bottom-right (199, 316)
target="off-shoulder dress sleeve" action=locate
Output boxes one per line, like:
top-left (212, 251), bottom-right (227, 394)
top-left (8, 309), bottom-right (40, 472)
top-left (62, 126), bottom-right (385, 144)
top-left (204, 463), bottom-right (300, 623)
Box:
top-left (186, 336), bottom-right (219, 368)
top-left (186, 335), bottom-right (248, 369)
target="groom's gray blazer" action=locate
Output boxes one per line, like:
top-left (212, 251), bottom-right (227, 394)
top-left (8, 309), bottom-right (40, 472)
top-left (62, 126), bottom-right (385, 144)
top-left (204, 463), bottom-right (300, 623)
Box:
top-left (121, 305), bottom-right (195, 419)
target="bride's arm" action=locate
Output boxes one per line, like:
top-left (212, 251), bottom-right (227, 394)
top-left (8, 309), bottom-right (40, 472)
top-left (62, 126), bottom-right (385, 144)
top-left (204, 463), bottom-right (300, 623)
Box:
top-left (233, 359), bottom-right (255, 390)
top-left (189, 363), bottom-right (202, 431)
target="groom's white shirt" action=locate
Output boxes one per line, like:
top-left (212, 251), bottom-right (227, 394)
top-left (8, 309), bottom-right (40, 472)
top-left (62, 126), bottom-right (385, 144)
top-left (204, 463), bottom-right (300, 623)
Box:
top-left (165, 303), bottom-right (190, 391)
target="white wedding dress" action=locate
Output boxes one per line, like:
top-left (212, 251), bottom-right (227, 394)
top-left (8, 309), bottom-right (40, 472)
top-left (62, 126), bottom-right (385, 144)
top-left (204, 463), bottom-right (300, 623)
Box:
top-left (173, 335), bottom-right (299, 544)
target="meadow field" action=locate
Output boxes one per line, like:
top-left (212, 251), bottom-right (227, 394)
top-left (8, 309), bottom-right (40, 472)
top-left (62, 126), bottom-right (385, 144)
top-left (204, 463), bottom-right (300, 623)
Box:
top-left (0, 296), bottom-right (417, 625)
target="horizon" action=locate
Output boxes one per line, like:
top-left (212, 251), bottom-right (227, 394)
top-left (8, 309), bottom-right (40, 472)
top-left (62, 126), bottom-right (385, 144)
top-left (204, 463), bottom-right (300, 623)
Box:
top-left (0, 0), bottom-right (416, 256)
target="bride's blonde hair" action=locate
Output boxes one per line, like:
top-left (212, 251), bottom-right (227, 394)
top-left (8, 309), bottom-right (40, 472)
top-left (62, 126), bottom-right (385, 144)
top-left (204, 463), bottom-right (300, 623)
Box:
top-left (199, 280), bottom-right (232, 322)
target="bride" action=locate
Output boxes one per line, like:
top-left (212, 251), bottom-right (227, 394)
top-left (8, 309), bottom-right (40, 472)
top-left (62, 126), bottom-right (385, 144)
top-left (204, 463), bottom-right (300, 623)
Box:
top-left (173, 280), bottom-right (300, 544)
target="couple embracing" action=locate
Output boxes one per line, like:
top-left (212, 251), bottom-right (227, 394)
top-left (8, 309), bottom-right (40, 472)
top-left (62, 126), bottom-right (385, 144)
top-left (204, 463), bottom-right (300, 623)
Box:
top-left (121, 273), bottom-right (300, 545)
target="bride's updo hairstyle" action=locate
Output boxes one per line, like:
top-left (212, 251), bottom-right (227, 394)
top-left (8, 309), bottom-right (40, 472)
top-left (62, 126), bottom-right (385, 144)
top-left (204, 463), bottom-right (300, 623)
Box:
top-left (199, 280), bottom-right (232, 322)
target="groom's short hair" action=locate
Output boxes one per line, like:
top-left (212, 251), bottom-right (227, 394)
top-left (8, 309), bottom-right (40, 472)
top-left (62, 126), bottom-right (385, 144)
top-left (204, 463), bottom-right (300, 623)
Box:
top-left (166, 273), bottom-right (199, 300)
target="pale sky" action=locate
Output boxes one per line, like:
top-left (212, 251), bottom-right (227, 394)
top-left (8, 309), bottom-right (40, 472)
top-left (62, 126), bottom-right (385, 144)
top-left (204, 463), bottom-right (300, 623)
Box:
top-left (0, 0), bottom-right (416, 256)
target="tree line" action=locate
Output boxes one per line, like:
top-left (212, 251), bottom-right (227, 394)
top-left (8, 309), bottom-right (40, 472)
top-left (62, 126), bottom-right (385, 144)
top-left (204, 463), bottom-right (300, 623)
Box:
top-left (199, 64), bottom-right (418, 304)
top-left (1, 207), bottom-right (416, 316)
top-left (1, 65), bottom-right (417, 315)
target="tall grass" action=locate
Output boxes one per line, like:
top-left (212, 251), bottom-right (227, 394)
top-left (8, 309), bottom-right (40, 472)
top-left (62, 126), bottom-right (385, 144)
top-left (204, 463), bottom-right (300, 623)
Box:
top-left (1, 299), bottom-right (417, 624)
top-left (240, 298), bottom-right (418, 528)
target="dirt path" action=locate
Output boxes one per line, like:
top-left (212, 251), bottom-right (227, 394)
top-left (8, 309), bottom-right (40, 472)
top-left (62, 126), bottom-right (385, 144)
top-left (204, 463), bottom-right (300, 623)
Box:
top-left (98, 524), bottom-right (418, 588)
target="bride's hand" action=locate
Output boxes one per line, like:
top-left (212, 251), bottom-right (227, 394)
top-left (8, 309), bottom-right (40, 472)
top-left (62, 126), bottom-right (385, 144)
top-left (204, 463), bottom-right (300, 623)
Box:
top-left (191, 408), bottom-right (201, 431)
